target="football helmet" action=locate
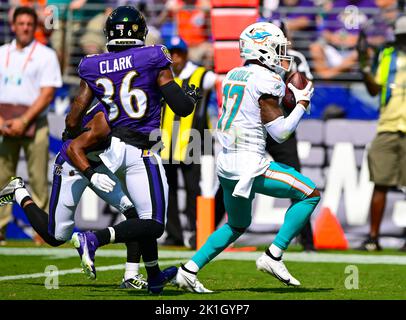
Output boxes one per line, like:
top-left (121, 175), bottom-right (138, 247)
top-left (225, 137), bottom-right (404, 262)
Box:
top-left (104, 6), bottom-right (148, 50)
top-left (239, 22), bottom-right (292, 74)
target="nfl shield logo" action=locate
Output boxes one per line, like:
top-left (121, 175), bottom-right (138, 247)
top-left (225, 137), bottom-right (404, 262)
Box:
top-left (53, 164), bottom-right (62, 176)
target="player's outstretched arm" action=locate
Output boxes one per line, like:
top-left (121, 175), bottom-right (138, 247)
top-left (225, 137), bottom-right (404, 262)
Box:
top-left (260, 82), bottom-right (313, 144)
top-left (65, 80), bottom-right (95, 138)
top-left (66, 112), bottom-right (115, 193)
top-left (157, 68), bottom-right (197, 117)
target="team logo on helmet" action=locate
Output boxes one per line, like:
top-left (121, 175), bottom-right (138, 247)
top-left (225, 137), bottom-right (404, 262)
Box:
top-left (132, 24), bottom-right (138, 32)
top-left (246, 28), bottom-right (272, 43)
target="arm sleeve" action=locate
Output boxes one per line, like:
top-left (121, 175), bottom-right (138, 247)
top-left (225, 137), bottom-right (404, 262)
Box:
top-left (159, 81), bottom-right (195, 117)
top-left (264, 103), bottom-right (305, 143)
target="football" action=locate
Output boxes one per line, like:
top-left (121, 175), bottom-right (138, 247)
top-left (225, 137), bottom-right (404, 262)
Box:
top-left (282, 72), bottom-right (309, 109)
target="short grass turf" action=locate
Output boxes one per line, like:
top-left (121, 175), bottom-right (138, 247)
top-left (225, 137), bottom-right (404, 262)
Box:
top-left (0, 241), bottom-right (406, 300)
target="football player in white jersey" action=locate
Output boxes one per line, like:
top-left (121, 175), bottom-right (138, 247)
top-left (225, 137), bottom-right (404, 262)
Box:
top-left (175, 22), bottom-right (321, 293)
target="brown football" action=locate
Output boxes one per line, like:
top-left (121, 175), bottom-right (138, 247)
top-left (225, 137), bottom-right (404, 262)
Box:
top-left (282, 72), bottom-right (309, 110)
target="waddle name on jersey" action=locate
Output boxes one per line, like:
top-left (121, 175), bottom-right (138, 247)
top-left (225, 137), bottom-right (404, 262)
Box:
top-left (99, 55), bottom-right (133, 74)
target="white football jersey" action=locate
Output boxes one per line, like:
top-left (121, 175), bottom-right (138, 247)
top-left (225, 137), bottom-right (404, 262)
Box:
top-left (216, 64), bottom-right (285, 184)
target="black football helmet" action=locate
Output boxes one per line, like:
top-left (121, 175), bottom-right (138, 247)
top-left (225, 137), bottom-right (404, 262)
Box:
top-left (104, 6), bottom-right (148, 51)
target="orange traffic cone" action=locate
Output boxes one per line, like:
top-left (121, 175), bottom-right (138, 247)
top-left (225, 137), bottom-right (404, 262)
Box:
top-left (313, 207), bottom-right (348, 250)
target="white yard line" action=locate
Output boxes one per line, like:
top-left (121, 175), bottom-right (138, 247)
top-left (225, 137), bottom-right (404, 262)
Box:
top-left (1, 247), bottom-right (406, 265)
top-left (0, 259), bottom-right (181, 282)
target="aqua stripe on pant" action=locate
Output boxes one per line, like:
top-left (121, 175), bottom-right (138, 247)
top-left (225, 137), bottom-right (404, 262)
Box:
top-left (191, 161), bottom-right (320, 269)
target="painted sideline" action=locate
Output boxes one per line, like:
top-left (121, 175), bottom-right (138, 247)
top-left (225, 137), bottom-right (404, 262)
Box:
top-left (1, 247), bottom-right (406, 265)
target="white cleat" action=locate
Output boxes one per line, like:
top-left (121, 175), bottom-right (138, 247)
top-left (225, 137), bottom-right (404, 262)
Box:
top-left (0, 177), bottom-right (25, 206)
top-left (256, 253), bottom-right (301, 287)
top-left (175, 266), bottom-right (213, 294)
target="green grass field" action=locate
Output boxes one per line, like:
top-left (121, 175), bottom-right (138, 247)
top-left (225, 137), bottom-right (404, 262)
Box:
top-left (1, 241), bottom-right (406, 300)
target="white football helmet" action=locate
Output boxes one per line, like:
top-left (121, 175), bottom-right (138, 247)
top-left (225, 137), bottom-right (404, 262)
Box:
top-left (239, 22), bottom-right (293, 74)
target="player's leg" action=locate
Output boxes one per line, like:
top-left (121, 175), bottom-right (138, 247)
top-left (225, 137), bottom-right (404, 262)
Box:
top-left (90, 164), bottom-right (146, 288)
top-left (181, 162), bottom-right (201, 249)
top-left (253, 161), bottom-right (320, 286)
top-left (71, 148), bottom-right (176, 292)
top-left (268, 135), bottom-right (315, 251)
top-left (176, 176), bottom-right (253, 293)
top-left (163, 163), bottom-right (183, 246)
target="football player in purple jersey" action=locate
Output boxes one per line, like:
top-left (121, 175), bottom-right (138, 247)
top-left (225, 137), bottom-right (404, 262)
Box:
top-left (0, 102), bottom-right (148, 289)
top-left (64, 6), bottom-right (200, 294)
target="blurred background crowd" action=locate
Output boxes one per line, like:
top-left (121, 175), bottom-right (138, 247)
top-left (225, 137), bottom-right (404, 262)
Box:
top-left (0, 0), bottom-right (402, 82)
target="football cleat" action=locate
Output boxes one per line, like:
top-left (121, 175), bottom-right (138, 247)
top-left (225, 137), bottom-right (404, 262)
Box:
top-left (120, 274), bottom-right (148, 289)
top-left (147, 266), bottom-right (178, 294)
top-left (256, 253), bottom-right (300, 286)
top-left (71, 231), bottom-right (99, 280)
top-left (175, 266), bottom-right (213, 293)
top-left (358, 237), bottom-right (382, 252)
top-left (0, 177), bottom-right (25, 206)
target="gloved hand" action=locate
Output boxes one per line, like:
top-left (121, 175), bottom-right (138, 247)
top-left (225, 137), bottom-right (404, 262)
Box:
top-left (357, 29), bottom-right (370, 73)
top-left (62, 126), bottom-right (90, 142)
top-left (182, 82), bottom-right (202, 105)
top-left (90, 173), bottom-right (116, 193)
top-left (288, 81), bottom-right (314, 114)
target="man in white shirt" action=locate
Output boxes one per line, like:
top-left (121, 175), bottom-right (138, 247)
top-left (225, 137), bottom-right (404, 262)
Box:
top-left (0, 6), bottom-right (62, 244)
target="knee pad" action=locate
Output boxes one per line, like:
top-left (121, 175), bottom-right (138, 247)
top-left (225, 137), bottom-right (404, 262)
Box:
top-left (122, 207), bottom-right (138, 220)
top-left (146, 219), bottom-right (165, 238)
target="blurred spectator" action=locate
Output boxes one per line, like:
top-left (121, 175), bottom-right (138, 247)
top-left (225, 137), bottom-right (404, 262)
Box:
top-left (310, 0), bottom-right (376, 79)
top-left (10, 0), bottom-right (52, 45)
top-left (362, 0), bottom-right (398, 49)
top-left (358, 15), bottom-right (406, 251)
top-left (80, 1), bottom-right (162, 55)
top-left (0, 6), bottom-right (62, 244)
top-left (160, 36), bottom-right (217, 249)
top-left (264, 0), bottom-right (316, 32)
top-left (0, 0), bottom-right (11, 45)
top-left (160, 0), bottom-right (212, 66)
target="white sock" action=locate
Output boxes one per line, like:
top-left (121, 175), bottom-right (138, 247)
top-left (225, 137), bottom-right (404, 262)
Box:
top-left (184, 260), bottom-right (199, 273)
top-left (269, 243), bottom-right (284, 259)
top-left (108, 227), bottom-right (115, 243)
top-left (124, 262), bottom-right (140, 280)
top-left (15, 188), bottom-right (30, 206)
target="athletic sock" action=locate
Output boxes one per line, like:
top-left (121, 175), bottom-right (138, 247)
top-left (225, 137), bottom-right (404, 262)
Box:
top-left (266, 247), bottom-right (282, 261)
top-left (124, 262), bottom-right (140, 280)
top-left (184, 260), bottom-right (199, 273)
top-left (268, 244), bottom-right (283, 259)
top-left (181, 263), bottom-right (198, 275)
top-left (144, 260), bottom-right (160, 278)
top-left (15, 188), bottom-right (30, 206)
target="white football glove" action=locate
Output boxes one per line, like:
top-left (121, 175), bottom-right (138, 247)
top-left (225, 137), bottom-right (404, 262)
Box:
top-left (90, 173), bottom-right (116, 193)
top-left (288, 81), bottom-right (314, 114)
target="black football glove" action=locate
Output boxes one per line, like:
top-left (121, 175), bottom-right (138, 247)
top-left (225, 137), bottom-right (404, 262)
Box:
top-left (62, 126), bottom-right (90, 142)
top-left (357, 29), bottom-right (370, 72)
top-left (182, 82), bottom-right (202, 105)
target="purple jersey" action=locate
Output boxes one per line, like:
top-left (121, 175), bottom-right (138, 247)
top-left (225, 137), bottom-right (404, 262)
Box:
top-left (78, 45), bottom-right (172, 136)
top-left (60, 102), bottom-right (109, 165)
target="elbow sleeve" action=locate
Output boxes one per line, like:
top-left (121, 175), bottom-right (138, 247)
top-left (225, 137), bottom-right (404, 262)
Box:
top-left (159, 81), bottom-right (195, 117)
top-left (264, 104), bottom-right (305, 143)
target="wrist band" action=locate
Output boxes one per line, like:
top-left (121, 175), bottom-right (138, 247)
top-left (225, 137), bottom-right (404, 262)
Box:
top-left (83, 167), bottom-right (95, 181)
